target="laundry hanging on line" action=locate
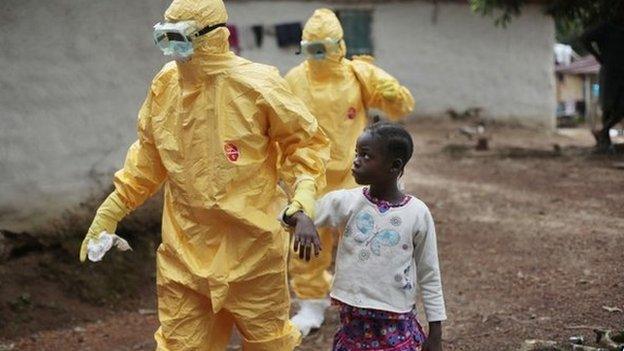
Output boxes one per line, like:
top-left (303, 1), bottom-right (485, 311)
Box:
top-left (252, 25), bottom-right (264, 48)
top-left (275, 22), bottom-right (302, 48)
top-left (227, 24), bottom-right (240, 54)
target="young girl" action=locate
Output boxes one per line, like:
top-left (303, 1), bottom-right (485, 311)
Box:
top-left (288, 122), bottom-right (446, 351)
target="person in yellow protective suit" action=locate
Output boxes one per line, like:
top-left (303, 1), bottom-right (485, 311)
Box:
top-left (78, 0), bottom-right (330, 350)
top-left (285, 8), bottom-right (415, 336)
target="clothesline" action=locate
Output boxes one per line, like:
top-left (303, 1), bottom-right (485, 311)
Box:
top-left (227, 22), bottom-right (303, 53)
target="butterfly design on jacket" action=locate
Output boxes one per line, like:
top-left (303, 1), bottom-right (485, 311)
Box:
top-left (352, 211), bottom-right (401, 256)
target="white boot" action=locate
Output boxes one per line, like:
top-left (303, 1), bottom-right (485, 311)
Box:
top-left (291, 298), bottom-right (330, 337)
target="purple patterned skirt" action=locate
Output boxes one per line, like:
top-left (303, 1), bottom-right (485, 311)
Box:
top-left (332, 300), bottom-right (427, 351)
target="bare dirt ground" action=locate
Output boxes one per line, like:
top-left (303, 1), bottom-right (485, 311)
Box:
top-left (1, 118), bottom-right (623, 351)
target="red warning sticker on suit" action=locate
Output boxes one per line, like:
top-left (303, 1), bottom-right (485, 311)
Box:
top-left (224, 143), bottom-right (240, 162)
top-left (347, 107), bottom-right (356, 119)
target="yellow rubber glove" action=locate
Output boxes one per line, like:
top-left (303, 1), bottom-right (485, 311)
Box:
top-left (376, 78), bottom-right (400, 102)
top-left (79, 191), bottom-right (131, 262)
top-left (284, 178), bottom-right (317, 219)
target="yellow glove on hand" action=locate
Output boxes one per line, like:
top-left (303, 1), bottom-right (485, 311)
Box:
top-left (284, 179), bottom-right (317, 219)
top-left (377, 78), bottom-right (400, 102)
top-left (79, 191), bottom-right (131, 262)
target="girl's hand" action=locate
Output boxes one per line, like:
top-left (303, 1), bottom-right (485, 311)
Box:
top-left (422, 338), bottom-right (441, 351)
top-left (289, 211), bottom-right (322, 261)
top-left (423, 321), bottom-right (442, 351)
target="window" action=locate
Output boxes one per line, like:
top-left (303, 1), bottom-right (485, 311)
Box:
top-left (336, 9), bottom-right (373, 58)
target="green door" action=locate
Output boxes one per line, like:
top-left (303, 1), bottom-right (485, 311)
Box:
top-left (336, 9), bottom-right (373, 58)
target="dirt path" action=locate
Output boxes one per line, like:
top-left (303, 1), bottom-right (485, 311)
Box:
top-left (2, 118), bottom-right (623, 351)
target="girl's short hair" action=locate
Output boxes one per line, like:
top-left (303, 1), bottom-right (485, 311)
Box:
top-left (365, 121), bottom-right (414, 170)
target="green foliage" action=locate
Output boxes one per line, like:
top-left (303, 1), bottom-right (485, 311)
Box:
top-left (469, 0), bottom-right (623, 31)
top-left (469, 0), bottom-right (524, 27)
top-left (555, 16), bottom-right (587, 53)
top-left (470, 0), bottom-right (623, 53)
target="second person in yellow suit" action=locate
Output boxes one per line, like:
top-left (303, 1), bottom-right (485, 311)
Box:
top-left (79, 0), bottom-right (330, 350)
top-left (285, 8), bottom-right (415, 336)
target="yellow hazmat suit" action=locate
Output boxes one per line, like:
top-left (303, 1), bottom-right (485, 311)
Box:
top-left (285, 8), bottom-right (415, 300)
top-left (79, 1), bottom-right (330, 350)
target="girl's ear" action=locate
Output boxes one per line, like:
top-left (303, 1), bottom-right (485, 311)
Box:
top-left (390, 158), bottom-right (404, 174)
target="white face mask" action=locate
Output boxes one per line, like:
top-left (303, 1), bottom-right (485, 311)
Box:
top-left (153, 21), bottom-right (226, 60)
top-left (299, 38), bottom-right (341, 61)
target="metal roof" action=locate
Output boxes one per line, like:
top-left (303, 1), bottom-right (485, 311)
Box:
top-left (556, 55), bottom-right (600, 75)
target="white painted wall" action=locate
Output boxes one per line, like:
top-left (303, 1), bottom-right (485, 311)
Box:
top-left (0, 0), bottom-right (170, 232)
top-left (228, 1), bottom-right (556, 127)
top-left (0, 0), bottom-right (555, 232)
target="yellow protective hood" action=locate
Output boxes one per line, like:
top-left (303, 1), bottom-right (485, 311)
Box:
top-left (302, 8), bottom-right (346, 65)
top-left (165, 0), bottom-right (227, 29)
top-left (162, 0), bottom-right (237, 84)
top-left (164, 0), bottom-right (230, 58)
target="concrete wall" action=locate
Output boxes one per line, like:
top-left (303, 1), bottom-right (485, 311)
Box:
top-left (557, 74), bottom-right (584, 102)
top-left (227, 1), bottom-right (556, 126)
top-left (0, 0), bottom-right (171, 232)
top-left (0, 0), bottom-right (555, 232)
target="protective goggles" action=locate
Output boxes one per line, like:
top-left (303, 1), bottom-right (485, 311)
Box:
top-left (299, 38), bottom-right (341, 60)
top-left (153, 21), bottom-right (226, 59)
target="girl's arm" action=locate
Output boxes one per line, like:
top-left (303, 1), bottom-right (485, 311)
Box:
top-left (313, 189), bottom-right (354, 230)
top-left (287, 211), bottom-right (321, 262)
top-left (424, 321), bottom-right (442, 351)
top-left (284, 189), bottom-right (355, 260)
top-left (414, 206), bottom-right (447, 328)
top-left (283, 189), bottom-right (352, 229)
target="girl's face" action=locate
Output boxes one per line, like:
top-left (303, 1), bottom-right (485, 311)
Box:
top-left (351, 131), bottom-right (393, 185)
